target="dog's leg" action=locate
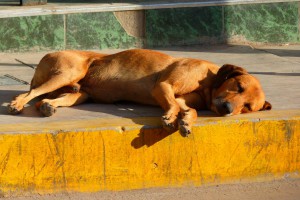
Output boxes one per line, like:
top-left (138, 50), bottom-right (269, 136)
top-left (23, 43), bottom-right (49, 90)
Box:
top-left (152, 82), bottom-right (180, 132)
top-left (176, 93), bottom-right (202, 137)
top-left (36, 91), bottom-right (88, 117)
top-left (8, 76), bottom-right (80, 115)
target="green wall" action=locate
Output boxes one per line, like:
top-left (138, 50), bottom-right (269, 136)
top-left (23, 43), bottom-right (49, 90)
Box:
top-left (0, 12), bottom-right (139, 52)
top-left (225, 2), bottom-right (299, 43)
top-left (146, 1), bottom-right (300, 47)
top-left (146, 7), bottom-right (224, 47)
top-left (0, 1), bottom-right (299, 52)
top-left (66, 13), bottom-right (138, 49)
top-left (0, 15), bottom-right (64, 51)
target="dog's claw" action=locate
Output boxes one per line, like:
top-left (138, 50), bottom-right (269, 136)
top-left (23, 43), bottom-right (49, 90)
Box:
top-left (39, 102), bottom-right (56, 117)
top-left (167, 123), bottom-right (174, 128)
top-left (162, 122), bottom-right (175, 130)
top-left (162, 116), bottom-right (168, 120)
top-left (179, 125), bottom-right (191, 137)
top-left (179, 120), bottom-right (191, 137)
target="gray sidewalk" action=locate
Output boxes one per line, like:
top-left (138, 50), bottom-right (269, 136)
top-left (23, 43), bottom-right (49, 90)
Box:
top-left (0, 44), bottom-right (299, 125)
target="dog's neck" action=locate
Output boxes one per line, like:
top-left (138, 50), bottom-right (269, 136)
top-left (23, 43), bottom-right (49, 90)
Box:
top-left (197, 70), bottom-right (219, 111)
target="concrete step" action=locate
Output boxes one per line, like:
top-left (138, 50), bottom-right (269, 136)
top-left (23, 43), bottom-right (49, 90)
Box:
top-left (0, 109), bottom-right (299, 195)
top-left (1, 0), bottom-right (298, 18)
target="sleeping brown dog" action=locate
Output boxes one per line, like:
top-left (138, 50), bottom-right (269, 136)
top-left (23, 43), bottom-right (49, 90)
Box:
top-left (8, 49), bottom-right (271, 136)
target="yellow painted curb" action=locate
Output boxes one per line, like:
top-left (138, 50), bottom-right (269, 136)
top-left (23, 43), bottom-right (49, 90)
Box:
top-left (0, 110), bottom-right (299, 195)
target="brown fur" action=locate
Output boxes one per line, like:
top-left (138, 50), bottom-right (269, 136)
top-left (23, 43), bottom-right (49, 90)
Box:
top-left (8, 49), bottom-right (271, 136)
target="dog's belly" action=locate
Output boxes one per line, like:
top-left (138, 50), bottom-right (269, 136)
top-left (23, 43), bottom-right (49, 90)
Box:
top-left (82, 80), bottom-right (157, 105)
top-left (81, 66), bottom-right (159, 105)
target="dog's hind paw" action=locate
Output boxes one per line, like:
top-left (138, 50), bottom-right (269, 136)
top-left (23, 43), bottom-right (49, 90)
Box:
top-left (178, 120), bottom-right (191, 137)
top-left (7, 104), bottom-right (22, 115)
top-left (39, 102), bottom-right (56, 117)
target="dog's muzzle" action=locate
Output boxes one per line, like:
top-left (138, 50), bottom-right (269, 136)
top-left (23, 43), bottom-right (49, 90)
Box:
top-left (213, 98), bottom-right (233, 116)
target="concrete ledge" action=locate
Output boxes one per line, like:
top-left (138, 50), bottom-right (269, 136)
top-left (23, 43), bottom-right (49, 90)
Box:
top-left (0, 0), bottom-right (298, 18)
top-left (0, 110), bottom-right (299, 195)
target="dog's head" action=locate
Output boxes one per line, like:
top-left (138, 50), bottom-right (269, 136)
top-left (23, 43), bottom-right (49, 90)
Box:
top-left (211, 64), bottom-right (272, 116)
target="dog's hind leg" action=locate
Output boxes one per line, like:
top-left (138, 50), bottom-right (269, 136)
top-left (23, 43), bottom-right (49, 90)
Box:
top-left (176, 92), bottom-right (203, 137)
top-left (36, 91), bottom-right (89, 117)
top-left (8, 76), bottom-right (81, 115)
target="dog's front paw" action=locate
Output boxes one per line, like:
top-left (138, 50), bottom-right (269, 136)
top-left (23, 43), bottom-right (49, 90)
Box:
top-left (161, 114), bottom-right (178, 132)
top-left (39, 102), bottom-right (56, 117)
top-left (178, 119), bottom-right (191, 137)
top-left (7, 101), bottom-right (23, 115)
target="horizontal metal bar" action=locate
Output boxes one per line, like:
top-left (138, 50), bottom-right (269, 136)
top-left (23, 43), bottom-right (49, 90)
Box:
top-left (4, 74), bottom-right (30, 85)
top-left (0, 0), bottom-right (298, 18)
top-left (15, 59), bottom-right (36, 69)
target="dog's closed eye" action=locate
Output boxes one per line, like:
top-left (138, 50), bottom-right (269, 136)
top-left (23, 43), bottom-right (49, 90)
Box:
top-left (237, 83), bottom-right (244, 93)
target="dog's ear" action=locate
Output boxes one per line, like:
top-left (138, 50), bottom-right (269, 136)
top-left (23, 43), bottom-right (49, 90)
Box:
top-left (260, 101), bottom-right (272, 111)
top-left (213, 64), bottom-right (248, 89)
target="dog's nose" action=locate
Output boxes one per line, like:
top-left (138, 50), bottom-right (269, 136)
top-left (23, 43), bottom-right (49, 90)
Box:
top-left (222, 102), bottom-right (233, 114)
